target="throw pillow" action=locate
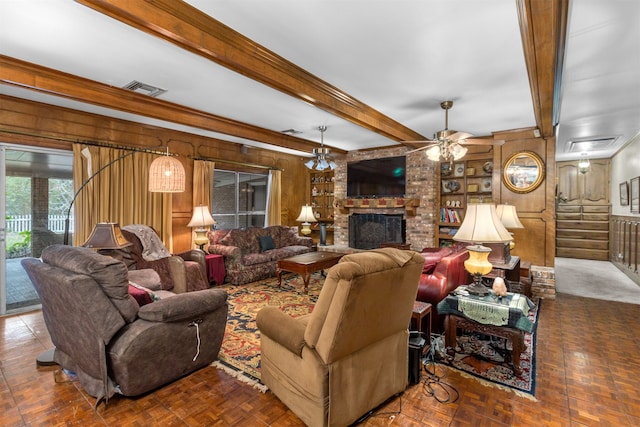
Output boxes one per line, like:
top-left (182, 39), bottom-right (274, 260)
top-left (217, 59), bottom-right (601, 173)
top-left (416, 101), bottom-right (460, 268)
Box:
top-left (258, 235), bottom-right (275, 252)
top-left (128, 283), bottom-right (154, 306)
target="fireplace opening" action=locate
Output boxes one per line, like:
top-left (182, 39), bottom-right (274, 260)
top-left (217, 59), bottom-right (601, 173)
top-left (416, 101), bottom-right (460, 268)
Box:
top-left (349, 213), bottom-right (406, 250)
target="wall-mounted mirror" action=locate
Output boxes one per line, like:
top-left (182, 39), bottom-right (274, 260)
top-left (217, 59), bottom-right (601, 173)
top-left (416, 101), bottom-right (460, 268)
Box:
top-left (503, 151), bottom-right (545, 193)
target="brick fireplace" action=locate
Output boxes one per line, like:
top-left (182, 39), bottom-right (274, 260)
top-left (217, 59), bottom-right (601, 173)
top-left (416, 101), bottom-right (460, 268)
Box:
top-left (331, 147), bottom-right (438, 251)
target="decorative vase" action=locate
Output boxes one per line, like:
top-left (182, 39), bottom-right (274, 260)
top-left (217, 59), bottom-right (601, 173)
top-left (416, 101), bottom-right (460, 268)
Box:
top-left (319, 223), bottom-right (327, 246)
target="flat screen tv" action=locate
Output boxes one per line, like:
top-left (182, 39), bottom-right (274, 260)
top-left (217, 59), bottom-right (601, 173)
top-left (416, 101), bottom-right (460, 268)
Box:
top-left (347, 156), bottom-right (406, 198)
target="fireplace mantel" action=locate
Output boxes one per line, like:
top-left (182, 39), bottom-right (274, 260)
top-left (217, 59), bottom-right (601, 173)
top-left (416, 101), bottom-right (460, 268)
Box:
top-left (334, 197), bottom-right (420, 216)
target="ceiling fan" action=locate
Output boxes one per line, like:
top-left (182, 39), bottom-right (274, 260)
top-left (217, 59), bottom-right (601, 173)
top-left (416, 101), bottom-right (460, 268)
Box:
top-left (406, 100), bottom-right (504, 161)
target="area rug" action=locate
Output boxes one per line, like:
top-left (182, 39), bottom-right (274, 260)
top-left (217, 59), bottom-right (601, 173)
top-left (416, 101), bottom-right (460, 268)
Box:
top-left (438, 299), bottom-right (540, 400)
top-left (211, 272), bottom-right (323, 391)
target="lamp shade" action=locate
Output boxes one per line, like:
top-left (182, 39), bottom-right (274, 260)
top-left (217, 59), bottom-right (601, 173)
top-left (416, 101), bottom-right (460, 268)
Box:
top-left (187, 205), bottom-right (216, 228)
top-left (453, 203), bottom-right (513, 243)
top-left (296, 204), bottom-right (317, 236)
top-left (496, 204), bottom-right (524, 229)
top-left (82, 222), bottom-right (132, 250)
top-left (296, 205), bottom-right (317, 223)
top-left (148, 155), bottom-right (185, 192)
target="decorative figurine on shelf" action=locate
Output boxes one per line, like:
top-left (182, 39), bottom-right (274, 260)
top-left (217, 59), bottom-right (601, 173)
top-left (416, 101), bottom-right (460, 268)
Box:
top-left (312, 186), bottom-right (318, 196)
top-left (492, 277), bottom-right (508, 297)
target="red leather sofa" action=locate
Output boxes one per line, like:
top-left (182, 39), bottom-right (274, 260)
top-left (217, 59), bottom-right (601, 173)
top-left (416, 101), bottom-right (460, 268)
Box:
top-left (416, 244), bottom-right (470, 332)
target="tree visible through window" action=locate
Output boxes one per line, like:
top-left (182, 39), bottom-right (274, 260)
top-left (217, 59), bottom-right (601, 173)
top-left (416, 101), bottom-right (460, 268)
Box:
top-left (212, 170), bottom-right (267, 229)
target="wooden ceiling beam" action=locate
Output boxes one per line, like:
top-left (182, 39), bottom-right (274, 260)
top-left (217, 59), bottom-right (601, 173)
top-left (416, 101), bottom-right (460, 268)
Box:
top-left (0, 55), bottom-right (346, 154)
top-left (76, 0), bottom-right (425, 144)
top-left (517, 0), bottom-right (568, 138)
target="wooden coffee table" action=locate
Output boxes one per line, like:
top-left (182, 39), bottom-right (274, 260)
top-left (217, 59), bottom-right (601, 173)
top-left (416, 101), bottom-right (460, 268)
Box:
top-left (277, 252), bottom-right (343, 292)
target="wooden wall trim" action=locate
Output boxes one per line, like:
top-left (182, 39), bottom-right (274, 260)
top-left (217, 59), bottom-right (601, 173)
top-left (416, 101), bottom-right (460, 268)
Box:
top-left (610, 215), bottom-right (640, 285)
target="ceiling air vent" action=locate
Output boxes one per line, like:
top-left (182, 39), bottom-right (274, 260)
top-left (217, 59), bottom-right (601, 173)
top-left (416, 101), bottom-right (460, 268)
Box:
top-left (122, 80), bottom-right (167, 97)
top-left (568, 136), bottom-right (618, 152)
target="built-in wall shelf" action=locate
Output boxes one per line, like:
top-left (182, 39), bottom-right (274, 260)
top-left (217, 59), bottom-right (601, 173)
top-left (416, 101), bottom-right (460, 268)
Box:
top-left (334, 197), bottom-right (420, 216)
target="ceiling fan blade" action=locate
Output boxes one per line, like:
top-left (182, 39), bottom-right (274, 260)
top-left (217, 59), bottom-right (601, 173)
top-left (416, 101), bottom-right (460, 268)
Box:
top-left (403, 138), bottom-right (437, 144)
top-left (405, 143), bottom-right (438, 154)
top-left (460, 137), bottom-right (506, 146)
top-left (448, 131), bottom-right (473, 141)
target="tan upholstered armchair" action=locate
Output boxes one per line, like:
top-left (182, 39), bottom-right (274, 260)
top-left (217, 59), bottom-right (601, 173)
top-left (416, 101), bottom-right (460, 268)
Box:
top-left (256, 248), bottom-right (424, 427)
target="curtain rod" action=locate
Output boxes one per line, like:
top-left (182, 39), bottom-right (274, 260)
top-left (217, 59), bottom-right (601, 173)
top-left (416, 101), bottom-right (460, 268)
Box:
top-left (191, 155), bottom-right (283, 171)
top-left (0, 128), bottom-right (175, 156)
top-left (1, 128), bottom-right (283, 169)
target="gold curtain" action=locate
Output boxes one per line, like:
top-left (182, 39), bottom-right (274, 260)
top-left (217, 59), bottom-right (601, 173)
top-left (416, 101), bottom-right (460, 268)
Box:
top-left (267, 169), bottom-right (282, 226)
top-left (72, 144), bottom-right (173, 247)
top-left (191, 160), bottom-right (215, 246)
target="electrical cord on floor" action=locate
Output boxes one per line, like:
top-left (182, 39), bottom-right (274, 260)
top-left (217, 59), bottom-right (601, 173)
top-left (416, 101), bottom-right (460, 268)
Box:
top-left (352, 393), bottom-right (402, 425)
top-left (420, 335), bottom-right (459, 404)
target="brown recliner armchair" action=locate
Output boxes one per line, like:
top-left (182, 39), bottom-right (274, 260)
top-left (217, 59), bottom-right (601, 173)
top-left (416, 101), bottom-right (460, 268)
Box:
top-left (256, 248), bottom-right (424, 427)
top-left (22, 245), bottom-right (228, 407)
top-left (115, 224), bottom-right (209, 293)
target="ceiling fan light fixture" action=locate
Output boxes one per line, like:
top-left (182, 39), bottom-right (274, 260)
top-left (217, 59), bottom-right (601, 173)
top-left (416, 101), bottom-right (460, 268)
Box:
top-left (426, 145), bottom-right (441, 161)
top-left (304, 126), bottom-right (335, 171)
top-left (450, 143), bottom-right (468, 160)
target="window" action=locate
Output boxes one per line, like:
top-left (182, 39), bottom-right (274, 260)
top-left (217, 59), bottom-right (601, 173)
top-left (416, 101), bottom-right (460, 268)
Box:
top-left (212, 170), bottom-right (268, 229)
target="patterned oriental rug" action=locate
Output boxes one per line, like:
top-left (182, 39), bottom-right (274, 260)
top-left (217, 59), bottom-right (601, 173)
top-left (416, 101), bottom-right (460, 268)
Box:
top-left (438, 299), bottom-right (541, 400)
top-left (211, 273), bottom-right (323, 392)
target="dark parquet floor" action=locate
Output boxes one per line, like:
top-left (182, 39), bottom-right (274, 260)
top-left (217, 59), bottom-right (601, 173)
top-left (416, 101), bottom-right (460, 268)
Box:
top-left (1, 293), bottom-right (640, 426)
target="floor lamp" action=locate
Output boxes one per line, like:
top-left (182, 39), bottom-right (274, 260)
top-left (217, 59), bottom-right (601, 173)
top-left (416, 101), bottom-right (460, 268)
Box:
top-left (63, 146), bottom-right (185, 245)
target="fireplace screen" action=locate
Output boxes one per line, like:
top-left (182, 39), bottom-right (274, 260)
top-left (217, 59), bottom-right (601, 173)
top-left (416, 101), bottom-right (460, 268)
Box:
top-left (349, 213), bottom-right (405, 250)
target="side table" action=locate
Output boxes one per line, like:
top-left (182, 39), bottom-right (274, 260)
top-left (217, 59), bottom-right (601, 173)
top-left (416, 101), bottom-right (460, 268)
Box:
top-left (205, 254), bottom-right (226, 285)
top-left (484, 255), bottom-right (520, 283)
top-left (411, 301), bottom-right (432, 355)
top-left (444, 314), bottom-right (525, 376)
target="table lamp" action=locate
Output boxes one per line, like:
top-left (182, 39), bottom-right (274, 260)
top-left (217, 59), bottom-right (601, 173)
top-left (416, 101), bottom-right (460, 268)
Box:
top-left (496, 204), bottom-right (524, 250)
top-left (453, 203), bottom-right (513, 295)
top-left (296, 204), bottom-right (317, 235)
top-left (82, 222), bottom-right (132, 250)
top-left (187, 205), bottom-right (216, 250)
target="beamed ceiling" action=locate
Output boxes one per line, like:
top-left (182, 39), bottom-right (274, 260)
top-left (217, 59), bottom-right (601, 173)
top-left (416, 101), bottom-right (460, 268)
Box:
top-left (0, 0), bottom-right (638, 162)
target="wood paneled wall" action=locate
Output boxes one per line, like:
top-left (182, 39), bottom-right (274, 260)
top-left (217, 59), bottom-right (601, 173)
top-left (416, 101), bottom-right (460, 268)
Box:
top-left (610, 215), bottom-right (640, 285)
top-left (1, 95), bottom-right (558, 264)
top-left (0, 95), bottom-right (309, 252)
top-left (493, 133), bottom-right (556, 267)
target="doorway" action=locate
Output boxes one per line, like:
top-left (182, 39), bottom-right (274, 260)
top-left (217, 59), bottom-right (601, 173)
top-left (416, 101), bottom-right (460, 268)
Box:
top-left (555, 159), bottom-right (611, 260)
top-left (1, 144), bottom-right (73, 315)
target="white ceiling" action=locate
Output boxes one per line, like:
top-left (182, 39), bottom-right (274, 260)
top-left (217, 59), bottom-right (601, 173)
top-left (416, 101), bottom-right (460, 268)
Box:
top-left (0, 0), bottom-right (638, 162)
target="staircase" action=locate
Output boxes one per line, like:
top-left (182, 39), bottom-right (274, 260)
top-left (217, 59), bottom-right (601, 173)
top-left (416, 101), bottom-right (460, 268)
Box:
top-left (556, 204), bottom-right (610, 260)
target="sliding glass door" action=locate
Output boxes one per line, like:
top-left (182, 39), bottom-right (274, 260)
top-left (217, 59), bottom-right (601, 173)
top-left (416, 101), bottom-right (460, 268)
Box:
top-left (1, 144), bottom-right (73, 315)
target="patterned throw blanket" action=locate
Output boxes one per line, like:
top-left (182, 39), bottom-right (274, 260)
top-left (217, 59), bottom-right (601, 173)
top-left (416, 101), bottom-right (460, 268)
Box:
top-left (122, 224), bottom-right (170, 261)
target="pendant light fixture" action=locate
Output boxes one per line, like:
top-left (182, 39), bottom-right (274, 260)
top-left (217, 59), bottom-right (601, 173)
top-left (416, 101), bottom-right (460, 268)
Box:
top-left (578, 153), bottom-right (591, 174)
top-left (148, 146), bottom-right (186, 192)
top-left (304, 125), bottom-right (337, 171)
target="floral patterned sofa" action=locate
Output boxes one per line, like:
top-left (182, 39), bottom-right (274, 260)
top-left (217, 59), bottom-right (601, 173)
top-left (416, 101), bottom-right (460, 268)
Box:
top-left (206, 226), bottom-right (314, 285)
